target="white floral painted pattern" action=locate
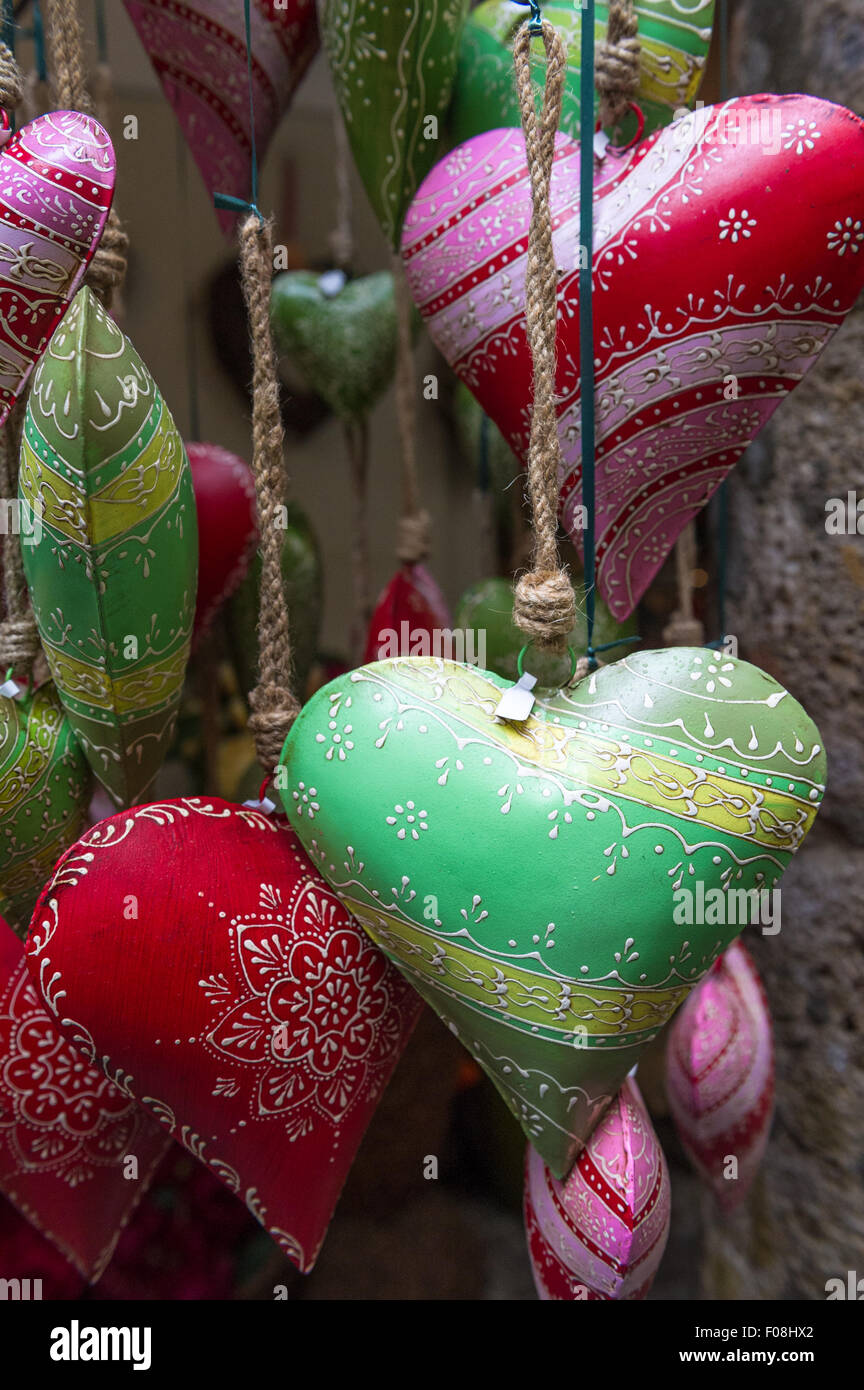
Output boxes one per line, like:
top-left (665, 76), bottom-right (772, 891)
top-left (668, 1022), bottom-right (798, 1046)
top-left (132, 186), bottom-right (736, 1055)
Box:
top-left (827, 217), bottom-right (864, 257)
top-left (385, 801), bottom-right (428, 840)
top-left (783, 119), bottom-right (820, 154)
top-left (718, 208), bottom-right (757, 243)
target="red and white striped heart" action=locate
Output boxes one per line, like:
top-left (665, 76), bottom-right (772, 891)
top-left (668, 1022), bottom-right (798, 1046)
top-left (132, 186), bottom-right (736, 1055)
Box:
top-left (524, 1077), bottom-right (670, 1301)
top-left (123, 0), bottom-right (318, 237)
top-left (0, 110), bottom-right (115, 426)
top-left (667, 940), bottom-right (774, 1209)
top-left (26, 799), bottom-right (422, 1273)
top-left (402, 95), bottom-right (864, 619)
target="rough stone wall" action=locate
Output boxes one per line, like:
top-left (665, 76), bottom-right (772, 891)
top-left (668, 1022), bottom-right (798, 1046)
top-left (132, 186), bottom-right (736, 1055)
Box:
top-left (701, 0), bottom-right (864, 1300)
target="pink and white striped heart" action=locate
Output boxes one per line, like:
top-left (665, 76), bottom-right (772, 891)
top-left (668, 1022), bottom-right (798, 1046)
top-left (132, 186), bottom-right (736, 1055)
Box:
top-left (123, 0), bottom-right (318, 237)
top-left (524, 1077), bottom-right (670, 1300)
top-left (402, 95), bottom-right (864, 619)
top-left (667, 940), bottom-right (774, 1210)
top-left (0, 110), bottom-right (115, 426)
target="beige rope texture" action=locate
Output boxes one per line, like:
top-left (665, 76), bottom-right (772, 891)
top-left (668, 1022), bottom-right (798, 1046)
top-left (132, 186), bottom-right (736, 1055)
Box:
top-left (595, 0), bottom-right (641, 129)
top-left (391, 251), bottom-right (430, 565)
top-left (662, 522), bottom-right (705, 646)
top-left (511, 19), bottom-right (575, 653)
top-left (43, 0), bottom-right (128, 310)
top-left (238, 213), bottom-right (299, 771)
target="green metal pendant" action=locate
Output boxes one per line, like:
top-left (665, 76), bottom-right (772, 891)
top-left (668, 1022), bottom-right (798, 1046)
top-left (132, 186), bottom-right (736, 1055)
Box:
top-left (321, 0), bottom-right (470, 249)
top-left (449, 1), bottom-right (715, 147)
top-left (0, 683), bottom-right (91, 937)
top-left (19, 287), bottom-right (198, 806)
top-left (270, 272), bottom-right (398, 422)
top-left (278, 647), bottom-right (825, 1177)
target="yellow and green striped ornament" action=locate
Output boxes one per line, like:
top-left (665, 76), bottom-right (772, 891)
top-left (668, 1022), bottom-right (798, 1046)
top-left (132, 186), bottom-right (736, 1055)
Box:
top-left (18, 286), bottom-right (197, 806)
top-left (0, 682), bottom-right (91, 937)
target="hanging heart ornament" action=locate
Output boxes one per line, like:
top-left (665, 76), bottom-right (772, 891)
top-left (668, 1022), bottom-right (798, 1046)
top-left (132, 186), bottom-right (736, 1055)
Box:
top-left (123, 0), bottom-right (318, 237)
top-left (401, 95), bottom-right (864, 619)
top-left (278, 647), bottom-right (825, 1177)
top-left (0, 109), bottom-right (115, 426)
top-left (26, 799), bottom-right (421, 1272)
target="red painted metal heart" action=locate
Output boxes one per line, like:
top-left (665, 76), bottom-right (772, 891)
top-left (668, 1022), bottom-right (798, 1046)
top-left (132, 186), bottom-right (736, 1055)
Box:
top-left (187, 442), bottom-right (258, 641)
top-left (123, 0), bottom-right (318, 238)
top-left (667, 940), bottom-right (774, 1210)
top-left (363, 563), bottom-right (453, 664)
top-left (0, 918), bottom-right (169, 1282)
top-left (0, 110), bottom-right (115, 427)
top-left (26, 799), bottom-right (422, 1273)
top-left (401, 96), bottom-right (864, 619)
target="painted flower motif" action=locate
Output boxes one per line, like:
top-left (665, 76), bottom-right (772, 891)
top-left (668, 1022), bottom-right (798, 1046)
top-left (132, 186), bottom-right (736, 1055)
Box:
top-left (827, 217), bottom-right (864, 257)
top-left (205, 884), bottom-right (403, 1137)
top-left (718, 208), bottom-right (757, 243)
top-left (315, 716), bottom-right (354, 761)
top-left (687, 654), bottom-right (736, 694)
top-left (783, 119), bottom-right (820, 154)
top-left (385, 800), bottom-right (428, 840)
top-left (290, 781), bottom-right (320, 821)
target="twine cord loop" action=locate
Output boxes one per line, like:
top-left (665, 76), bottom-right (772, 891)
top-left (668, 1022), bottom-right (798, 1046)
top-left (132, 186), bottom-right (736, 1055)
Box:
top-left (239, 213), bottom-right (299, 769)
top-left (595, 0), bottom-right (641, 129)
top-left (511, 17), bottom-right (575, 652)
top-left (44, 0), bottom-right (128, 308)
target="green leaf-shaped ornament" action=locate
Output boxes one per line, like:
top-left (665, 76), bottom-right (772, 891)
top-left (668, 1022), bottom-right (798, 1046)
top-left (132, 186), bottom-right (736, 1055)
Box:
top-left (0, 683), bottom-right (91, 937)
top-left (322, 0), bottom-right (470, 249)
top-left (449, 0), bottom-right (715, 147)
top-left (19, 287), bottom-right (198, 806)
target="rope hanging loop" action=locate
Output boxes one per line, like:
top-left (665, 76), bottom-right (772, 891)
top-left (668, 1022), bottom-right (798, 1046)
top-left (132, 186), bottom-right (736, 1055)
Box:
top-left (511, 16), bottom-right (576, 653)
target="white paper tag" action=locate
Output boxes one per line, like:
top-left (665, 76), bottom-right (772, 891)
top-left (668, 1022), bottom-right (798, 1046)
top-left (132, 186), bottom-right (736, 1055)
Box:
top-left (318, 269), bottom-right (347, 298)
top-left (0, 678), bottom-right (22, 699)
top-left (242, 796), bottom-right (276, 814)
top-left (593, 130), bottom-right (611, 162)
top-left (494, 671), bottom-right (538, 722)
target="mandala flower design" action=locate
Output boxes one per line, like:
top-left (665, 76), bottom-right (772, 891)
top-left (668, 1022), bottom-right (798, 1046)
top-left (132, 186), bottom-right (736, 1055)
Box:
top-left (0, 962), bottom-right (142, 1178)
top-left (827, 217), bottom-right (864, 257)
top-left (205, 883), bottom-right (404, 1138)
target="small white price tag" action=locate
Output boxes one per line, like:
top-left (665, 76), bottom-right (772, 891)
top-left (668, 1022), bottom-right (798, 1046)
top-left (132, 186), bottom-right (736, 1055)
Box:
top-left (242, 796), bottom-right (276, 814)
top-left (494, 671), bottom-right (538, 723)
top-left (593, 130), bottom-right (611, 162)
top-left (318, 269), bottom-right (347, 298)
top-left (0, 678), bottom-right (22, 699)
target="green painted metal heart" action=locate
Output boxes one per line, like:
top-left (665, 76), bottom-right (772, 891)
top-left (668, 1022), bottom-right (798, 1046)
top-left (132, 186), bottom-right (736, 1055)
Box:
top-left (19, 286), bottom-right (198, 807)
top-left (270, 272), bottom-right (398, 423)
top-left (279, 647), bottom-right (825, 1176)
top-left (449, 0), bottom-right (715, 147)
top-left (321, 0), bottom-right (470, 249)
top-left (0, 683), bottom-right (91, 937)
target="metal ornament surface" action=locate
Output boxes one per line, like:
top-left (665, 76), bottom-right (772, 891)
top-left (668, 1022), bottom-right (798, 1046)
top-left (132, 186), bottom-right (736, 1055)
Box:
top-left (279, 647), bottom-right (825, 1176)
top-left (19, 287), bottom-right (198, 807)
